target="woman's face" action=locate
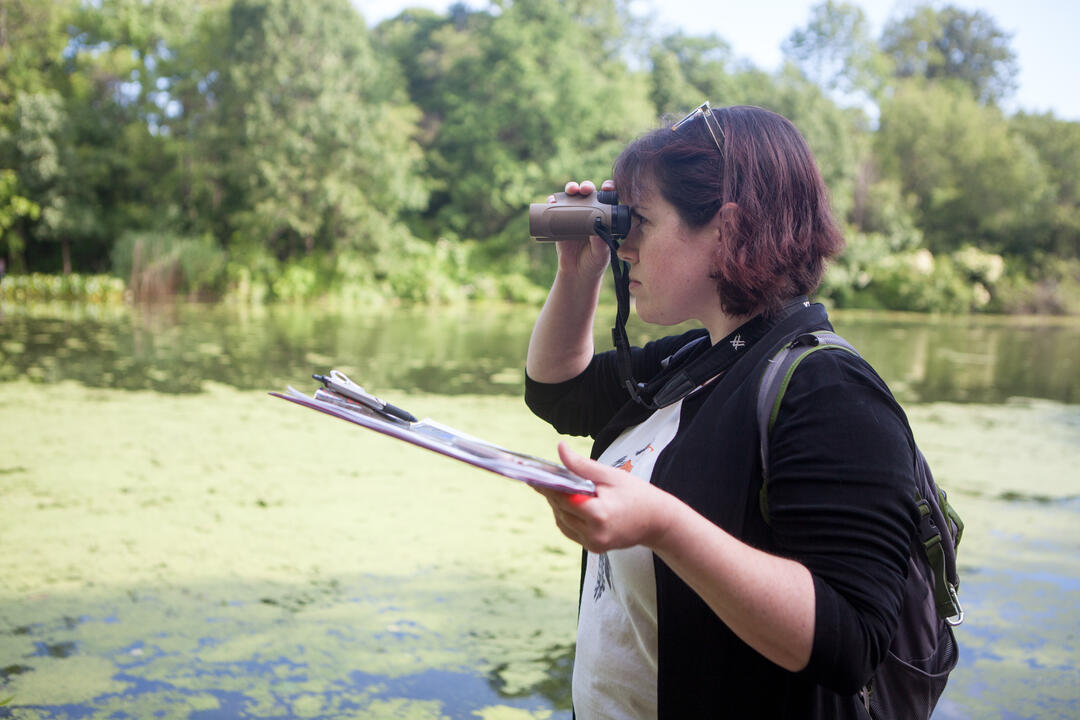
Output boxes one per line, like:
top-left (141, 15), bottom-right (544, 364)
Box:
top-left (617, 186), bottom-right (723, 328)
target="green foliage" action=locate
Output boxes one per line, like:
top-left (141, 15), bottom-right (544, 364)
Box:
top-left (202, 0), bottom-right (427, 257)
top-left (850, 177), bottom-right (923, 251)
top-left (0, 272), bottom-right (125, 303)
top-left (223, 242), bottom-right (281, 304)
top-left (1008, 112), bottom-right (1080, 259)
top-left (0, 0), bottom-right (76, 124)
top-left (782, 1), bottom-right (890, 102)
top-left (0, 0), bottom-right (1076, 314)
top-left (874, 81), bottom-right (1049, 254)
top-left (112, 231), bottom-right (227, 299)
top-left (0, 168), bottom-right (39, 270)
top-left (821, 239), bottom-right (1007, 313)
top-left (1, 0), bottom-right (175, 274)
top-left (648, 33), bottom-right (736, 116)
top-left (993, 258), bottom-right (1080, 315)
top-left (378, 0), bottom-right (653, 261)
top-left (880, 4), bottom-right (1018, 105)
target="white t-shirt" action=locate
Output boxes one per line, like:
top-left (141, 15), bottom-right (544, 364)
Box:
top-left (572, 400), bottom-right (684, 720)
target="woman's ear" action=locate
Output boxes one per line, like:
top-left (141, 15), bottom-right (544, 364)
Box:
top-left (710, 202), bottom-right (738, 243)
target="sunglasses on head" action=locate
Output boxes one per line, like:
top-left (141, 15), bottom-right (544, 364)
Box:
top-left (671, 101), bottom-right (725, 155)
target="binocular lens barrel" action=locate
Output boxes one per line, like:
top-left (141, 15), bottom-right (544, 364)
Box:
top-left (529, 191), bottom-right (631, 242)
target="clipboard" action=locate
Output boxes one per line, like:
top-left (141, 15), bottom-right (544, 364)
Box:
top-left (270, 375), bottom-right (595, 496)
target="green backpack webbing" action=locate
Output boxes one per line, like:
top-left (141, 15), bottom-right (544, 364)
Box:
top-left (756, 331), bottom-right (964, 719)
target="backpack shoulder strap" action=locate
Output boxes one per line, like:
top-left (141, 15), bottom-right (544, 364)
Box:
top-left (757, 331), bottom-right (859, 524)
top-left (755, 331), bottom-right (965, 625)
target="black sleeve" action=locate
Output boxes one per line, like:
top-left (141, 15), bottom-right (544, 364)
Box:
top-left (524, 329), bottom-right (707, 438)
top-left (765, 349), bottom-right (918, 694)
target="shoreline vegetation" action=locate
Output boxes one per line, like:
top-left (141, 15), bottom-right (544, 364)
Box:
top-left (2, 250), bottom-right (1079, 315)
top-left (1, 1), bottom-right (1078, 315)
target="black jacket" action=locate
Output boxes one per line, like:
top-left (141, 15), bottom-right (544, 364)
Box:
top-left (525, 304), bottom-right (918, 719)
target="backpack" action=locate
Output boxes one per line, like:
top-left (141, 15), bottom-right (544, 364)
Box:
top-left (756, 331), bottom-right (964, 720)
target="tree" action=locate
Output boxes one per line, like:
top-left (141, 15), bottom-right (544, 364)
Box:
top-left (645, 31), bottom-right (866, 224)
top-left (875, 81), bottom-right (1048, 254)
top-left (0, 168), bottom-right (39, 271)
top-left (782, 0), bottom-right (890, 104)
top-left (647, 42), bottom-right (709, 118)
top-left (0, 0), bottom-right (188, 274)
top-left (192, 0), bottom-right (426, 258)
top-left (1009, 112), bottom-right (1080, 258)
top-left (880, 5), bottom-right (1018, 105)
top-left (7, 92), bottom-right (82, 274)
top-left (378, 0), bottom-right (655, 276)
top-left (0, 0), bottom-right (72, 271)
top-left (0, 0), bottom-right (75, 125)
top-left (646, 32), bottom-right (737, 117)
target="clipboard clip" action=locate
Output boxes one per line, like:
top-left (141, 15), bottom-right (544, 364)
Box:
top-left (313, 370), bottom-right (418, 423)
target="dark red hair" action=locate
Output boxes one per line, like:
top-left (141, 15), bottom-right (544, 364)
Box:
top-left (612, 105), bottom-right (844, 317)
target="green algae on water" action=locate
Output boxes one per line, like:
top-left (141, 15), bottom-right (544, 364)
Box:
top-left (0, 381), bottom-right (587, 718)
top-left (1, 381), bottom-right (1078, 718)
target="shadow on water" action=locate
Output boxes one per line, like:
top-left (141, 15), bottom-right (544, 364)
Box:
top-left (486, 644), bottom-right (575, 709)
top-left (1, 302), bottom-right (1078, 402)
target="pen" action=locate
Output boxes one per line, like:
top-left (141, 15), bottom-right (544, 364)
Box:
top-left (312, 372), bottom-right (418, 423)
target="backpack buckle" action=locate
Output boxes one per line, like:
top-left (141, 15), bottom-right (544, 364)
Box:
top-left (946, 584), bottom-right (964, 626)
top-left (787, 333), bottom-right (820, 349)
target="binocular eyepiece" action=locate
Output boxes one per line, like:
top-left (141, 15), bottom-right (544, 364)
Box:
top-left (529, 190), bottom-right (632, 242)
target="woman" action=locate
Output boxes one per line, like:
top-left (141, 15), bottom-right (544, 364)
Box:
top-left (524, 105), bottom-right (918, 718)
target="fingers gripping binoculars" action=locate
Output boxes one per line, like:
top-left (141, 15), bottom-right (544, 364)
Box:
top-left (528, 188), bottom-right (644, 404)
top-left (528, 190), bottom-right (632, 242)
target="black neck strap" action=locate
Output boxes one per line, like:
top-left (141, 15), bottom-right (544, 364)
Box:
top-left (594, 222), bottom-right (642, 403)
top-left (641, 296), bottom-right (810, 408)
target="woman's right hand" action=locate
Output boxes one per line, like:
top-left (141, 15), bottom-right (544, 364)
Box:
top-left (548, 179), bottom-right (615, 281)
top-left (527, 179), bottom-right (614, 383)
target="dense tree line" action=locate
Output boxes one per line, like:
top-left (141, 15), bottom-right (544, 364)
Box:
top-left (1, 0), bottom-right (1077, 311)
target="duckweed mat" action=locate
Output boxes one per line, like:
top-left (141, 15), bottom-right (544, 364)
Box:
top-left (1, 382), bottom-right (1077, 718)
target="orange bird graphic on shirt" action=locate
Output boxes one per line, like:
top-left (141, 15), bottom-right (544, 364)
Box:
top-left (612, 444), bottom-right (655, 473)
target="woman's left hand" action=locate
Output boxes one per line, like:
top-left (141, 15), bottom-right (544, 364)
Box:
top-left (537, 443), bottom-right (816, 672)
top-left (535, 442), bottom-right (678, 554)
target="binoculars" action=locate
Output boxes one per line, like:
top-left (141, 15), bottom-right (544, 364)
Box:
top-left (528, 190), bottom-right (632, 242)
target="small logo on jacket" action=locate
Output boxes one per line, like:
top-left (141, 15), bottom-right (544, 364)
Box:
top-left (730, 334), bottom-right (745, 350)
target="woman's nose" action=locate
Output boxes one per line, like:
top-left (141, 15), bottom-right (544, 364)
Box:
top-left (617, 235), bottom-right (638, 264)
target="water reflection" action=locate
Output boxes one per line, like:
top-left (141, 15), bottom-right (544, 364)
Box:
top-left (1, 302), bottom-right (1078, 403)
top-left (1, 304), bottom-right (1077, 719)
top-left (0, 302), bottom-right (538, 396)
top-left (0, 577), bottom-right (576, 719)
top-left (828, 312), bottom-right (1080, 404)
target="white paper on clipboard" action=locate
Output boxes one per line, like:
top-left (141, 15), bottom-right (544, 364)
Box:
top-left (270, 384), bottom-right (595, 496)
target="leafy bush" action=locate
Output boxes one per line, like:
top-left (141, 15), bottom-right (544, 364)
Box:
top-left (178, 237), bottom-right (228, 297)
top-left (112, 231), bottom-right (227, 300)
top-left (377, 239), bottom-right (474, 304)
top-left (869, 251), bottom-right (976, 313)
top-left (822, 240), bottom-right (1008, 313)
top-left (994, 257), bottom-right (1080, 314)
top-left (224, 243), bottom-right (280, 304)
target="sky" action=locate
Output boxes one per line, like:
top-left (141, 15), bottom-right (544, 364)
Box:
top-left (353, 0), bottom-right (1080, 121)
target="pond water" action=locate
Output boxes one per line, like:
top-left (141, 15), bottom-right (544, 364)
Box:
top-left (0, 300), bottom-right (1078, 719)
